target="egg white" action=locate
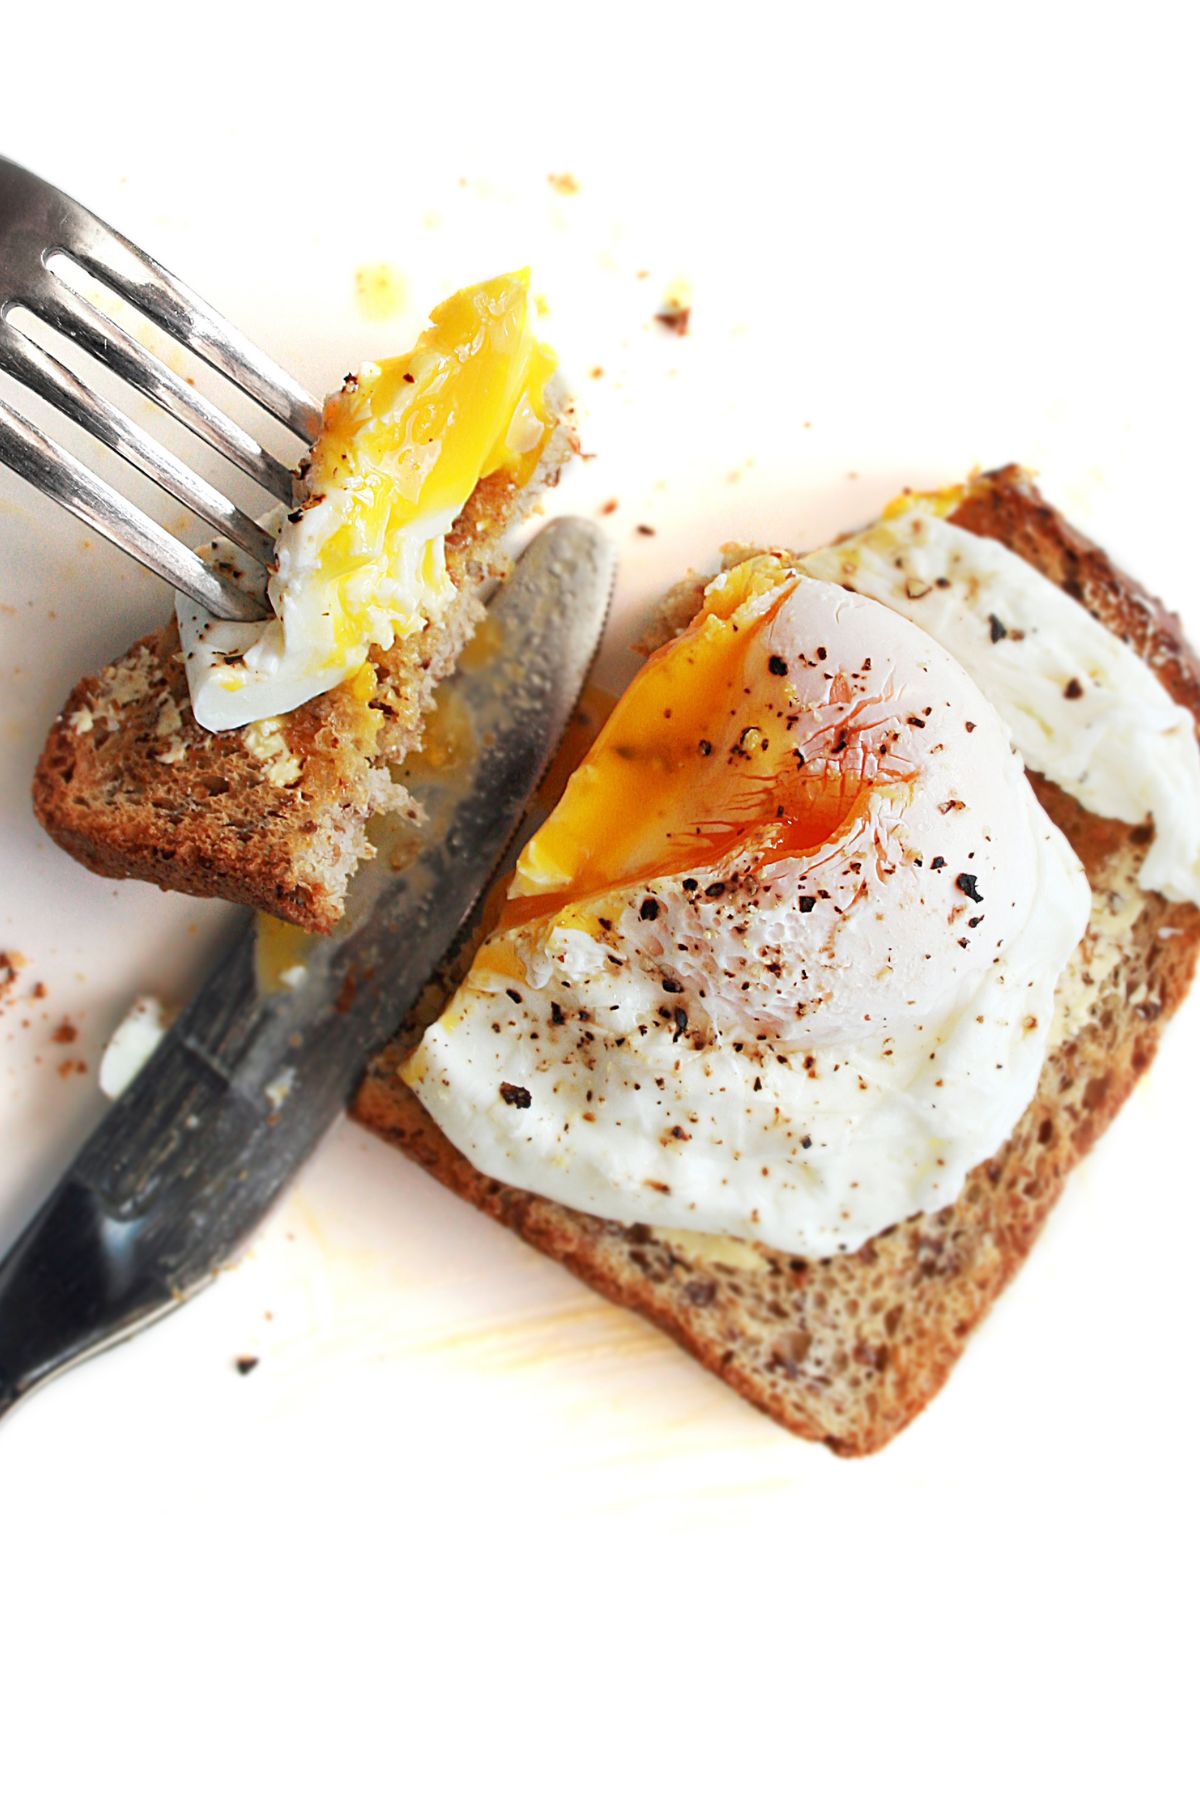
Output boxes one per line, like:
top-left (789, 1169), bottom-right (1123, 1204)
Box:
top-left (802, 512), bottom-right (1200, 905)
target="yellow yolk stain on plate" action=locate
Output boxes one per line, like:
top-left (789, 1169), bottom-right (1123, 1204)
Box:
top-left (255, 914), bottom-right (317, 995)
top-left (353, 263), bottom-right (410, 321)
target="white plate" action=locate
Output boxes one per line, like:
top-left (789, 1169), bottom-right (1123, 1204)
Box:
top-left (2, 12), bottom-right (1197, 1795)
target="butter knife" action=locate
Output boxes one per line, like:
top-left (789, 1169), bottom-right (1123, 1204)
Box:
top-left (0, 518), bottom-right (613, 1420)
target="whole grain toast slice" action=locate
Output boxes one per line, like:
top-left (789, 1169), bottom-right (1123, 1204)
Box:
top-left (352, 468), bottom-right (1200, 1454)
top-left (32, 404), bottom-right (576, 932)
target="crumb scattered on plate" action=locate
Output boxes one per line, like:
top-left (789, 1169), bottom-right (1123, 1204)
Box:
top-left (654, 301), bottom-right (691, 335)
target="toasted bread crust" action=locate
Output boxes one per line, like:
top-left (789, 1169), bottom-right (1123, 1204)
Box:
top-left (352, 468), bottom-right (1200, 1453)
top-left (32, 410), bottom-right (576, 931)
top-left (952, 465), bottom-right (1200, 718)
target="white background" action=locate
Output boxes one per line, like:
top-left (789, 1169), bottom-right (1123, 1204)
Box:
top-left (1, 7), bottom-right (1197, 1796)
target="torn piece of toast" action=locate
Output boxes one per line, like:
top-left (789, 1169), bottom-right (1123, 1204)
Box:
top-left (32, 409), bottom-right (575, 933)
top-left (353, 468), bottom-right (1200, 1454)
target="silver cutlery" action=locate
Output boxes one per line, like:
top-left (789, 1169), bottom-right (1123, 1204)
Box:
top-left (0, 155), bottom-right (321, 622)
top-left (0, 517), bottom-right (614, 1421)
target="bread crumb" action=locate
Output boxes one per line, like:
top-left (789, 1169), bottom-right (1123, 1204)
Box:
top-left (51, 1018), bottom-right (78, 1045)
top-left (0, 952), bottom-right (30, 1010)
top-left (101, 646), bottom-right (155, 717)
top-left (155, 696), bottom-right (183, 738)
top-left (98, 995), bottom-right (172, 1098)
top-left (655, 302), bottom-right (691, 336)
top-left (265, 1068), bottom-right (295, 1109)
top-left (242, 717), bottom-right (302, 788)
top-left (547, 172), bottom-right (579, 195)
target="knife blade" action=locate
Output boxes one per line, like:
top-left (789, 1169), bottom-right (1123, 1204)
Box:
top-left (0, 518), bottom-right (614, 1420)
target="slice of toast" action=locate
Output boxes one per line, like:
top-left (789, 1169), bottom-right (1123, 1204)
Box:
top-left (352, 468), bottom-right (1200, 1454)
top-left (32, 403), bottom-right (576, 932)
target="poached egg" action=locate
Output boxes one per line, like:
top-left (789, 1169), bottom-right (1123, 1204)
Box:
top-left (405, 555), bottom-right (1090, 1257)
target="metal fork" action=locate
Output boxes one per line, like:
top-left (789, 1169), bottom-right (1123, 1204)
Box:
top-left (0, 156), bottom-right (323, 622)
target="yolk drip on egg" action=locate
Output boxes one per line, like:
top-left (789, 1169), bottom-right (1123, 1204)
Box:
top-left (498, 557), bottom-right (910, 935)
top-left (294, 270), bottom-right (556, 659)
top-left (880, 481), bottom-right (966, 521)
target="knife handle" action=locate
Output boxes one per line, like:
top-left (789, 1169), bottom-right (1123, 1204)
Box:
top-left (0, 919), bottom-right (364, 1418)
top-left (0, 1174), bottom-right (177, 1419)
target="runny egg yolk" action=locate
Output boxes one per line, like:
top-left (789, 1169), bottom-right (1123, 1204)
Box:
top-left (497, 556), bottom-right (912, 935)
top-left (314, 268), bottom-right (555, 512)
top-left (272, 269), bottom-right (557, 666)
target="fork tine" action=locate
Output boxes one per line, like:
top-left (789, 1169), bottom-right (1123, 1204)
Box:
top-left (0, 315), bottom-right (277, 567)
top-left (0, 395), bottom-right (268, 623)
top-left (57, 210), bottom-right (323, 442)
top-left (28, 280), bottom-right (298, 505)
